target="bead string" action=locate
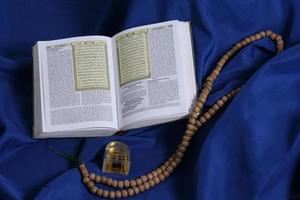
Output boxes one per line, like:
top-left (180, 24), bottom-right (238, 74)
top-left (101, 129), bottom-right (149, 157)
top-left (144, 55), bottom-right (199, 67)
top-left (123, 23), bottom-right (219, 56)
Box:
top-left (79, 30), bottom-right (284, 199)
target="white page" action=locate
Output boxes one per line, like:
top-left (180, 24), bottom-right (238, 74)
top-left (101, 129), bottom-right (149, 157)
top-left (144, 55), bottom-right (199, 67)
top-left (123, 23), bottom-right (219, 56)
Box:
top-left (112, 21), bottom-right (191, 128)
top-left (38, 36), bottom-right (119, 133)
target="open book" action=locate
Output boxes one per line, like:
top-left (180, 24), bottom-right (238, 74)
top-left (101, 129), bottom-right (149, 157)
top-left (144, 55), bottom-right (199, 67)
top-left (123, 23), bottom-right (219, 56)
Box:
top-left (33, 20), bottom-right (197, 138)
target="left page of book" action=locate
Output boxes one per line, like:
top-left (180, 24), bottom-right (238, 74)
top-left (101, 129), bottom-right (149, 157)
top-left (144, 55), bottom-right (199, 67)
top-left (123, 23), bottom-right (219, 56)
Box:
top-left (37, 36), bottom-right (119, 133)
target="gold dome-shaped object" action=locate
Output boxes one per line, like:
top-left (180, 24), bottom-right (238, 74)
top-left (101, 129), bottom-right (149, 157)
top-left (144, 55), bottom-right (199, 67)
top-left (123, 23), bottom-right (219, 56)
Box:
top-left (102, 141), bottom-right (130, 175)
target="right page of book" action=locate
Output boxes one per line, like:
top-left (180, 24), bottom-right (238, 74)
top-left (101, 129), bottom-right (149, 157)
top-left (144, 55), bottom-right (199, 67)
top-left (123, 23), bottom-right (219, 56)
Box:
top-left (113, 21), bottom-right (196, 129)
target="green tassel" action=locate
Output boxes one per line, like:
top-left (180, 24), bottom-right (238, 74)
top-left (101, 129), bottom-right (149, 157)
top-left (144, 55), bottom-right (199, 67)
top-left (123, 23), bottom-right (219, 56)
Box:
top-left (48, 145), bottom-right (83, 167)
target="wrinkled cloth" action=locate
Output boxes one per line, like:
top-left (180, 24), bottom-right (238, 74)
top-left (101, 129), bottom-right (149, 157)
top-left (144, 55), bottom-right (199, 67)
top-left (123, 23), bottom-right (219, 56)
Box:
top-left (0, 0), bottom-right (299, 199)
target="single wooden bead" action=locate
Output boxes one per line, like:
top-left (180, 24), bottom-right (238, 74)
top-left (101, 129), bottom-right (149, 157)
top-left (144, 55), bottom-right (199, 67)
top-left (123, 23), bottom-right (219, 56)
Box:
top-left (226, 50), bottom-right (233, 57)
top-left (183, 135), bottom-right (191, 142)
top-left (193, 106), bottom-right (201, 113)
top-left (96, 188), bottom-right (103, 197)
top-left (103, 190), bottom-right (109, 198)
top-left (90, 186), bottom-right (98, 194)
top-left (81, 169), bottom-right (89, 177)
top-left (95, 175), bottom-right (101, 183)
top-left (101, 176), bottom-right (107, 184)
top-left (222, 96), bottom-right (228, 102)
top-left (144, 182), bottom-right (151, 190)
top-left (204, 80), bottom-right (213, 87)
top-left (133, 186), bottom-right (140, 194)
top-left (159, 165), bottom-right (167, 171)
top-left (124, 180), bottom-right (130, 187)
top-left (226, 92), bottom-right (232, 98)
top-left (168, 155), bottom-right (174, 162)
top-left (188, 118), bottom-right (196, 124)
top-left (187, 124), bottom-right (197, 131)
top-left (181, 140), bottom-right (189, 147)
top-left (204, 112), bottom-right (211, 120)
top-left (117, 181), bottom-right (124, 188)
top-left (176, 151), bottom-right (184, 158)
top-left (199, 116), bottom-right (206, 123)
top-left (277, 44), bottom-right (284, 52)
top-left (225, 50), bottom-right (232, 59)
top-left (167, 166), bottom-right (174, 173)
top-left (203, 87), bottom-right (211, 94)
top-left (116, 191), bottom-right (122, 198)
top-left (277, 40), bottom-right (284, 45)
top-left (236, 42), bottom-right (242, 48)
top-left (245, 37), bottom-right (251, 43)
top-left (196, 101), bottom-right (204, 108)
top-left (230, 90), bottom-right (236, 95)
top-left (212, 69), bottom-right (220, 77)
top-left (255, 33), bottom-right (261, 40)
top-left (199, 94), bottom-right (207, 102)
top-left (79, 164), bottom-right (86, 170)
top-left (151, 170), bottom-right (158, 177)
top-left (87, 181), bottom-right (95, 189)
top-left (217, 100), bottom-right (224, 107)
top-left (83, 177), bottom-right (90, 184)
top-left (156, 168), bottom-right (162, 174)
top-left (159, 174), bottom-right (165, 181)
top-left (184, 130), bottom-right (194, 137)
top-left (141, 175), bottom-right (148, 183)
top-left (128, 188), bottom-right (134, 196)
top-left (259, 31), bottom-right (266, 37)
top-left (178, 145), bottom-right (187, 153)
top-left (136, 178), bottom-right (142, 185)
top-left (223, 54), bottom-right (229, 60)
top-left (206, 76), bottom-right (214, 82)
top-left (208, 108), bottom-right (216, 115)
top-left (89, 173), bottom-right (96, 181)
top-left (232, 46), bottom-right (239, 54)
top-left (171, 161), bottom-right (177, 168)
top-left (213, 104), bottom-right (220, 110)
top-left (270, 33), bottom-right (277, 40)
top-left (130, 180), bottom-right (137, 187)
top-left (215, 62), bottom-right (224, 69)
top-left (210, 73), bottom-right (217, 80)
top-left (241, 40), bottom-right (247, 46)
top-left (212, 68), bottom-right (220, 76)
top-left (149, 179), bottom-right (155, 187)
top-left (219, 58), bottom-right (226, 66)
top-left (250, 35), bottom-right (256, 41)
top-left (138, 184), bottom-right (145, 192)
top-left (163, 170), bottom-right (170, 177)
top-left (112, 180), bottom-right (118, 187)
top-left (154, 176), bottom-right (160, 184)
top-left (121, 190), bottom-right (128, 198)
top-left (170, 154), bottom-right (176, 160)
top-left (147, 173), bottom-right (153, 180)
top-left (175, 157), bottom-right (182, 164)
top-left (275, 35), bottom-right (282, 41)
top-left (191, 111), bottom-right (199, 118)
top-left (106, 178), bottom-right (113, 186)
top-left (266, 30), bottom-right (272, 36)
top-left (215, 64), bottom-right (222, 72)
top-left (195, 120), bottom-right (202, 128)
top-left (109, 191), bottom-right (116, 199)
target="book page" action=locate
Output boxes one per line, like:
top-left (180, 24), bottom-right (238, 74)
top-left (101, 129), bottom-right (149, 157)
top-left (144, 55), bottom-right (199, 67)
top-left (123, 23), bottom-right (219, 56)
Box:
top-left (38, 36), bottom-right (118, 132)
top-left (113, 21), bottom-right (189, 128)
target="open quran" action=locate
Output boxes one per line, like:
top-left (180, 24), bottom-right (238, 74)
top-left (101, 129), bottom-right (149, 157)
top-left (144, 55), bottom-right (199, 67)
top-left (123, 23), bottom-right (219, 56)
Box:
top-left (33, 20), bottom-right (197, 138)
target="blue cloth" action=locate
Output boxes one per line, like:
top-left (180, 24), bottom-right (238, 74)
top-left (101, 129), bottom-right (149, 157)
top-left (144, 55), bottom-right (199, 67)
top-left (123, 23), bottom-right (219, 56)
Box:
top-left (0, 0), bottom-right (299, 199)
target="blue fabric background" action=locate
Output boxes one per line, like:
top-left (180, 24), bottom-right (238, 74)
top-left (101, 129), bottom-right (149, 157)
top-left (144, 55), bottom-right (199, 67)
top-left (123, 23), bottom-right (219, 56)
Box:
top-left (0, 0), bottom-right (299, 199)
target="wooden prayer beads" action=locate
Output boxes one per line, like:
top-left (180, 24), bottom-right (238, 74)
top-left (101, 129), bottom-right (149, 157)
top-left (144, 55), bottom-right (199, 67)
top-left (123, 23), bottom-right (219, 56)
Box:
top-left (79, 30), bottom-right (284, 198)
